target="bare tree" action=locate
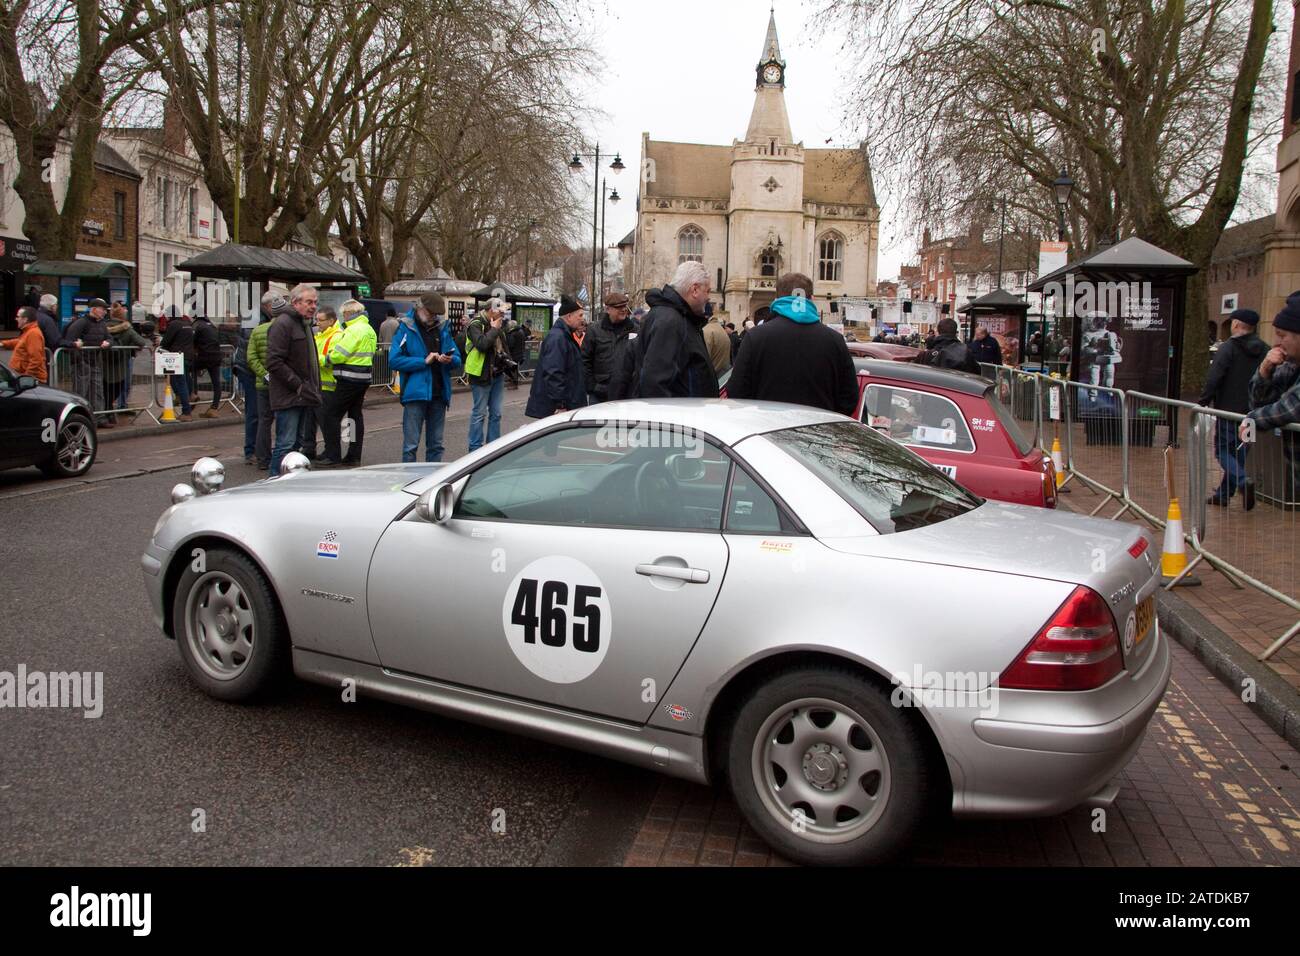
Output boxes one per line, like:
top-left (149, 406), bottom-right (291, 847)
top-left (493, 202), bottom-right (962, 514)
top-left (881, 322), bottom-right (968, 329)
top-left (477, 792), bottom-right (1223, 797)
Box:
top-left (323, 0), bottom-right (592, 289)
top-left (137, 0), bottom-right (422, 249)
top-left (0, 0), bottom-right (209, 258)
top-left (819, 0), bottom-right (1282, 390)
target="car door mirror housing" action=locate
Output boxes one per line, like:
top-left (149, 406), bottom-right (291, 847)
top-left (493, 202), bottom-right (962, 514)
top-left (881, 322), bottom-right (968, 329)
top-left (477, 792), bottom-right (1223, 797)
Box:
top-left (667, 453), bottom-right (707, 482)
top-left (16, 375), bottom-right (37, 392)
top-left (418, 483), bottom-right (457, 524)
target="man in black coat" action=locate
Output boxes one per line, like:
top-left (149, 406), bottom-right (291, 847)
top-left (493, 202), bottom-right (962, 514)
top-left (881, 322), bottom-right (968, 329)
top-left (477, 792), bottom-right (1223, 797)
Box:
top-left (967, 325), bottom-right (1003, 367)
top-left (526, 295), bottom-right (587, 417)
top-left (1200, 308), bottom-right (1268, 507)
top-left (581, 291), bottom-right (634, 404)
top-left (159, 306), bottom-right (196, 420)
top-left (726, 272), bottom-right (858, 415)
top-left (924, 318), bottom-right (980, 374)
top-left (635, 261), bottom-right (718, 399)
top-left (265, 284), bottom-right (322, 474)
top-left (192, 315), bottom-right (225, 417)
top-left (35, 294), bottom-right (62, 352)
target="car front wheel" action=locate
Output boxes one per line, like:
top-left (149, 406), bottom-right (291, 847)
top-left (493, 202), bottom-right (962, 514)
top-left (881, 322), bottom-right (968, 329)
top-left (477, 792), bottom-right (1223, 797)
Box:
top-left (38, 412), bottom-right (96, 478)
top-left (172, 547), bottom-right (287, 702)
top-left (726, 667), bottom-right (932, 866)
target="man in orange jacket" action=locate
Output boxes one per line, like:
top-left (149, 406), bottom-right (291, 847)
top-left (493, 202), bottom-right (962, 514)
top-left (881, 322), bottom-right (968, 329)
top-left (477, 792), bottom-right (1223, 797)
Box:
top-left (3, 306), bottom-right (48, 382)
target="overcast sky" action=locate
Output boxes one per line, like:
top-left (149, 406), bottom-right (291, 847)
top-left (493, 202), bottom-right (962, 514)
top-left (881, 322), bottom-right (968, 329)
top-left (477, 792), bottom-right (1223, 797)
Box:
top-left (576, 0), bottom-right (912, 280)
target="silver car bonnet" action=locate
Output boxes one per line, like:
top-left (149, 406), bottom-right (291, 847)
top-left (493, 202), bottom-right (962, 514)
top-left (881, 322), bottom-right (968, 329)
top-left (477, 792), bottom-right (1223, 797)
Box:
top-left (215, 463), bottom-right (435, 498)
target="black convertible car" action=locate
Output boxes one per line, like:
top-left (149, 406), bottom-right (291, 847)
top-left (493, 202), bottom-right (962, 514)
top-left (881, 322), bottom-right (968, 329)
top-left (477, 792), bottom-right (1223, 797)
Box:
top-left (0, 364), bottom-right (97, 478)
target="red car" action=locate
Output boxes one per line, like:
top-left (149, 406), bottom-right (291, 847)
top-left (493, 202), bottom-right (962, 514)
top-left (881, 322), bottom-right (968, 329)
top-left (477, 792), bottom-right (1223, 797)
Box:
top-left (846, 341), bottom-right (923, 362)
top-left (853, 358), bottom-right (1057, 508)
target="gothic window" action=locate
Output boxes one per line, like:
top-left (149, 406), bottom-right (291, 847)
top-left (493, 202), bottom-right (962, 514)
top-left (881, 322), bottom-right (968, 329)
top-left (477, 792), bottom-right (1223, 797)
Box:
top-left (678, 225), bottom-right (704, 263)
top-left (760, 251), bottom-right (778, 277)
top-left (818, 233), bottom-right (844, 282)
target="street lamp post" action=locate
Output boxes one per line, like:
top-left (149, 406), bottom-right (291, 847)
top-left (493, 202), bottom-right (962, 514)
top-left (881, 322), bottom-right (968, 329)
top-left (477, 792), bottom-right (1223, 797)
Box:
top-left (599, 182), bottom-right (620, 305)
top-left (216, 11), bottom-right (246, 244)
top-left (569, 146), bottom-right (623, 310)
top-left (1049, 169), bottom-right (1075, 374)
top-left (1052, 169), bottom-right (1074, 244)
top-left (523, 217), bottom-right (537, 288)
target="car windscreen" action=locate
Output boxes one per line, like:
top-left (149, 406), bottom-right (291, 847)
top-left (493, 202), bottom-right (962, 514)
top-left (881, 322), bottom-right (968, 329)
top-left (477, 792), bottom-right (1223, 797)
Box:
top-left (986, 386), bottom-right (1035, 456)
top-left (766, 420), bottom-right (982, 533)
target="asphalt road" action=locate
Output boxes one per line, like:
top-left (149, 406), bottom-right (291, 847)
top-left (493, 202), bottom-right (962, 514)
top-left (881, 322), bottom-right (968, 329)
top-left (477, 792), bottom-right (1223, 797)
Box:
top-left (0, 388), bottom-right (657, 866)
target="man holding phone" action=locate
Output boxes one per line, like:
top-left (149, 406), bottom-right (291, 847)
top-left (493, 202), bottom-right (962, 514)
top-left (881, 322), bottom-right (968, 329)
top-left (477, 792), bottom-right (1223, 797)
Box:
top-left (389, 293), bottom-right (462, 462)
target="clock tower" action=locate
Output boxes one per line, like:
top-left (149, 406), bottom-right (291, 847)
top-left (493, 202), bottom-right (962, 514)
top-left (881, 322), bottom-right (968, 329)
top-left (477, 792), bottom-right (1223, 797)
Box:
top-left (755, 10), bottom-right (785, 89)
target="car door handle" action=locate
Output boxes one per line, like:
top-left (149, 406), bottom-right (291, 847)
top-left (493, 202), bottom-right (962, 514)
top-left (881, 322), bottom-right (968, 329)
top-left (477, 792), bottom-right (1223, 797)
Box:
top-left (635, 563), bottom-right (710, 584)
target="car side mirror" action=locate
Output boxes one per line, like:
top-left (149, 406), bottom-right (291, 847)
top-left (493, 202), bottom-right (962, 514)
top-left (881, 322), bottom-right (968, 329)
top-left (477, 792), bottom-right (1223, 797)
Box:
top-left (16, 375), bottom-right (37, 392)
top-left (417, 483), bottom-right (456, 524)
top-left (667, 453), bottom-right (707, 482)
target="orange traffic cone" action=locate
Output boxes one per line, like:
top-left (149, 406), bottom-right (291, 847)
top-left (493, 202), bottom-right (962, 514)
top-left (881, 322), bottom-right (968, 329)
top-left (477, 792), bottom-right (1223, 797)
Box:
top-left (161, 381), bottom-right (177, 422)
top-left (1050, 436), bottom-right (1065, 489)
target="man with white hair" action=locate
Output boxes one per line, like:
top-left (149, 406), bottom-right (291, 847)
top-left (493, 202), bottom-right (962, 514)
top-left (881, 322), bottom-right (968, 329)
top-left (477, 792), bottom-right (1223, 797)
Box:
top-left (265, 283), bottom-right (322, 474)
top-left (635, 260), bottom-right (718, 398)
top-left (35, 293), bottom-right (62, 349)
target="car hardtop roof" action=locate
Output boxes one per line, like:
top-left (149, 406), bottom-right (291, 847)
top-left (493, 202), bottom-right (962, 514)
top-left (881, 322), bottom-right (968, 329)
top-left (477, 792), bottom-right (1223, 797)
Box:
top-left (568, 398), bottom-right (844, 445)
top-left (852, 358), bottom-right (993, 397)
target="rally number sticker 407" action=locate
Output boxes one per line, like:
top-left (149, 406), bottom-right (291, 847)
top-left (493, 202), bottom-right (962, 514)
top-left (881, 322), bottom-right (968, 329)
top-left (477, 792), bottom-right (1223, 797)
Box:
top-left (502, 556), bottom-right (612, 684)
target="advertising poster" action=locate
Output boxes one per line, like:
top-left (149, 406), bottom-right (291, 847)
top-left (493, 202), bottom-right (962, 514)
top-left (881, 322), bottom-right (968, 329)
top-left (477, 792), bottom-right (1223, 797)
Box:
top-left (1076, 286), bottom-right (1172, 397)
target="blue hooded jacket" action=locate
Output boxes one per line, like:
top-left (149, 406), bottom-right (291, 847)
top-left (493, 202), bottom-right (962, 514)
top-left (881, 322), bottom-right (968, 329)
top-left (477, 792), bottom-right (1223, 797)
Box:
top-left (769, 294), bottom-right (821, 324)
top-left (388, 309), bottom-right (463, 405)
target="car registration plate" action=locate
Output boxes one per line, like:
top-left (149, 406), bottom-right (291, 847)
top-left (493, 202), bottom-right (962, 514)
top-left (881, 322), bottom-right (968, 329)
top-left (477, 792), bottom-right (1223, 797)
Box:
top-left (1134, 596), bottom-right (1154, 646)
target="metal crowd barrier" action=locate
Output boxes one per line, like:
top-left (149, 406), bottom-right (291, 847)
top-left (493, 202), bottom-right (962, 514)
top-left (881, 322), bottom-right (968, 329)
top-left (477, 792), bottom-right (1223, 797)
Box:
top-left (980, 363), bottom-right (1299, 658)
top-left (48, 345), bottom-right (157, 422)
top-left (371, 343), bottom-right (398, 393)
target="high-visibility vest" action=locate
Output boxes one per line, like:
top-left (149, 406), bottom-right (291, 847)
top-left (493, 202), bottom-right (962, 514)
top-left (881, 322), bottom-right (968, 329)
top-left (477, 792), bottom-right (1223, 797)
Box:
top-left (316, 326), bottom-right (341, 391)
top-left (329, 316), bottom-right (377, 384)
top-left (464, 318), bottom-right (489, 377)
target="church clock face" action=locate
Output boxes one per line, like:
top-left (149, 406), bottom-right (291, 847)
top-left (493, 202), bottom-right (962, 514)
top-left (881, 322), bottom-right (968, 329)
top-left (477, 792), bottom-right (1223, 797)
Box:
top-left (762, 63), bottom-right (782, 85)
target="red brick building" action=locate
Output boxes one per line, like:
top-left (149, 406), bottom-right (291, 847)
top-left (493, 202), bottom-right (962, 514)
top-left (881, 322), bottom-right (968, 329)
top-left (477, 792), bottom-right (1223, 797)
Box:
top-left (1207, 214), bottom-right (1274, 340)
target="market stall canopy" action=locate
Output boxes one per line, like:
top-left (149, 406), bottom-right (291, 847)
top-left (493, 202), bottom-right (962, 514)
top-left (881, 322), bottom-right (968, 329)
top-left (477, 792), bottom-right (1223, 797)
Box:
top-left (386, 277), bottom-right (484, 298)
top-left (470, 281), bottom-right (556, 305)
top-left (27, 260), bottom-right (133, 279)
top-left (1029, 236), bottom-right (1196, 290)
top-left (957, 288), bottom-right (1030, 315)
top-left (177, 242), bottom-right (366, 283)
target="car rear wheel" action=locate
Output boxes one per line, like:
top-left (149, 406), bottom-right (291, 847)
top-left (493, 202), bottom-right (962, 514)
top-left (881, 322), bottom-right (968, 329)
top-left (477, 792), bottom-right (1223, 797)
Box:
top-left (172, 547), bottom-right (288, 702)
top-left (37, 412), bottom-right (96, 478)
top-left (726, 667), bottom-right (931, 866)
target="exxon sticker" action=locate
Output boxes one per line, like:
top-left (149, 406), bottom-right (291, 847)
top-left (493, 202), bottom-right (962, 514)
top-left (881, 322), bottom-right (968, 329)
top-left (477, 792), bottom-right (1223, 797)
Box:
top-left (316, 530), bottom-right (340, 559)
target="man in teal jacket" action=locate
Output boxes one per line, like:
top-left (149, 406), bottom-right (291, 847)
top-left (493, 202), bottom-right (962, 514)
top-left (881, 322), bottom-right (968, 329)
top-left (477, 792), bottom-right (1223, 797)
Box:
top-left (389, 293), bottom-right (462, 462)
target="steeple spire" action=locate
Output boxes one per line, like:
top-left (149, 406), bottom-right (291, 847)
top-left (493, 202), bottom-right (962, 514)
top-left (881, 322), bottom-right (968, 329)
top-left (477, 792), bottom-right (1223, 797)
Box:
top-left (746, 11), bottom-right (793, 143)
top-left (761, 8), bottom-right (783, 66)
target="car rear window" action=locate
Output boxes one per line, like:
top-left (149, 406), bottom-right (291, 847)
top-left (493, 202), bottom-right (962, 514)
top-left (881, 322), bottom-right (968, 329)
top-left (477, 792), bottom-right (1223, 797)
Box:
top-left (861, 384), bottom-right (975, 453)
top-left (986, 386), bottom-right (1035, 455)
top-left (767, 420), bottom-right (982, 534)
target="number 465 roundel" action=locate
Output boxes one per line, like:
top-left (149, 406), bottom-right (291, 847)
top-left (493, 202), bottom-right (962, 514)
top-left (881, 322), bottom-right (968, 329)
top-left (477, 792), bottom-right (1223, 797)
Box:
top-left (502, 556), bottom-right (613, 684)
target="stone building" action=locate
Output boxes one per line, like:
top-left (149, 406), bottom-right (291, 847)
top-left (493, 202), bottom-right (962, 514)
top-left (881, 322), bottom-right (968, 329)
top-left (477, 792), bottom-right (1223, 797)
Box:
top-left (1262, 0), bottom-right (1300, 337)
top-left (625, 13), bottom-right (879, 322)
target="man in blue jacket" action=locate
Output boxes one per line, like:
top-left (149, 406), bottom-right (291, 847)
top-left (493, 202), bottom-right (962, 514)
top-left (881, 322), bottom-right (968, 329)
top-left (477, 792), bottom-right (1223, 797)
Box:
top-left (526, 295), bottom-right (587, 418)
top-left (389, 293), bottom-right (462, 462)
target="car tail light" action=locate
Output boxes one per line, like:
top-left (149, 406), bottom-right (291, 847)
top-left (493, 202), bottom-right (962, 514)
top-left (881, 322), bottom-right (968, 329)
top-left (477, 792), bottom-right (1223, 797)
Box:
top-left (1128, 537), bottom-right (1149, 559)
top-left (1041, 458), bottom-right (1057, 509)
top-left (999, 586), bottom-right (1122, 691)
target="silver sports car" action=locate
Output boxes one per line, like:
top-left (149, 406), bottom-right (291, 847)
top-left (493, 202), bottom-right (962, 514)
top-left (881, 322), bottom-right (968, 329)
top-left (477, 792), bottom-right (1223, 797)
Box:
top-left (142, 399), bottom-right (1170, 866)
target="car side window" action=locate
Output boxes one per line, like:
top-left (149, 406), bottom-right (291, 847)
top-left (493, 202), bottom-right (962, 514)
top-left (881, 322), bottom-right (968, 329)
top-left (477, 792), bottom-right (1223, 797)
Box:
top-left (861, 385), bottom-right (975, 453)
top-left (726, 468), bottom-right (794, 534)
top-left (455, 425), bottom-right (730, 531)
